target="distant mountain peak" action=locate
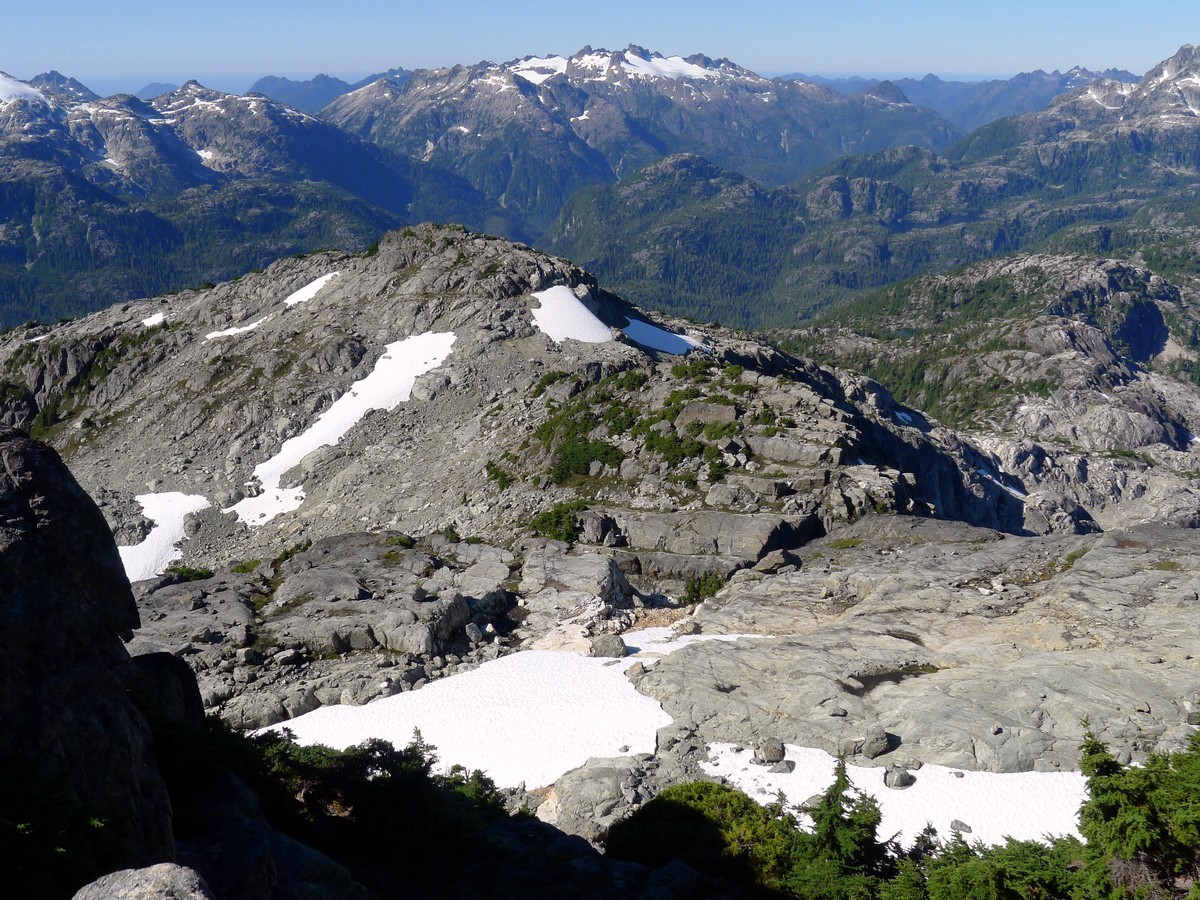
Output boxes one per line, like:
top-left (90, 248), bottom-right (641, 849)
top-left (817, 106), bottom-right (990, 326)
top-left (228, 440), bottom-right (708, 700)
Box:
top-left (863, 80), bottom-right (910, 104)
top-left (30, 70), bottom-right (99, 102)
top-left (501, 45), bottom-right (764, 87)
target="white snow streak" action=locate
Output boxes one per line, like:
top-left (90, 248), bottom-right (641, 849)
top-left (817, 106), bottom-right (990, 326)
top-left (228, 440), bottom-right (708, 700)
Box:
top-left (117, 492), bottom-right (212, 582)
top-left (224, 331), bottom-right (456, 525)
top-left (141, 312), bottom-right (166, 328)
top-left (282, 272), bottom-right (339, 306)
top-left (205, 315), bottom-right (271, 341)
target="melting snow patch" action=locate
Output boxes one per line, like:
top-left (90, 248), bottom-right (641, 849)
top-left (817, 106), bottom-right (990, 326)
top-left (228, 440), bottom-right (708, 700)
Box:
top-left (266, 627), bottom-right (757, 788)
top-left (895, 410), bottom-right (914, 425)
top-left (620, 317), bottom-right (703, 355)
top-left (196, 148), bottom-right (214, 160)
top-left (225, 331), bottom-right (456, 525)
top-left (703, 743), bottom-right (1086, 847)
top-left (530, 286), bottom-right (612, 343)
top-left (141, 312), bottom-right (166, 328)
top-left (283, 272), bottom-right (339, 307)
top-left (118, 492), bottom-right (212, 582)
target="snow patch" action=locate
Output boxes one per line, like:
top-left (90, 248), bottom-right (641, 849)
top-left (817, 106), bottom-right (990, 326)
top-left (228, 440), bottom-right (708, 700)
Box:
top-left (530, 286), bottom-right (612, 343)
top-left (282, 272), bottom-right (338, 307)
top-left (621, 52), bottom-right (718, 81)
top-left (224, 331), bottom-right (456, 525)
top-left (511, 55), bottom-right (568, 85)
top-left (620, 317), bottom-right (703, 355)
top-left (141, 312), bottom-right (166, 328)
top-left (703, 742), bottom-right (1086, 848)
top-left (117, 492), bottom-right (212, 582)
top-left (264, 628), bottom-right (756, 789)
top-left (205, 315), bottom-right (271, 341)
top-left (195, 148), bottom-right (214, 160)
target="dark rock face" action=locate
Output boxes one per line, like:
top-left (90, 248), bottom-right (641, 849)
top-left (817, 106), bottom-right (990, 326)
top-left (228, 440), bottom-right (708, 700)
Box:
top-left (0, 427), bottom-right (174, 865)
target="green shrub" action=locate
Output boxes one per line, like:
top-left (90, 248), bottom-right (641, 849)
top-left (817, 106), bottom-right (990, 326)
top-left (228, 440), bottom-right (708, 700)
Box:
top-left (531, 370), bottom-right (572, 397)
top-left (273, 539), bottom-right (311, 565)
top-left (682, 569), bottom-right (726, 604)
top-left (704, 421), bottom-right (741, 440)
top-left (613, 369), bottom-right (649, 391)
top-left (231, 559), bottom-right (261, 574)
top-left (670, 356), bottom-right (714, 382)
top-left (166, 564), bottom-right (214, 582)
top-left (530, 500), bottom-right (590, 542)
top-left (485, 461), bottom-right (514, 490)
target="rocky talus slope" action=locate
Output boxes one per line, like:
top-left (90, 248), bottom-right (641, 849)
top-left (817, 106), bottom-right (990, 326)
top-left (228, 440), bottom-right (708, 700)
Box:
top-left (2, 224), bottom-right (1199, 859)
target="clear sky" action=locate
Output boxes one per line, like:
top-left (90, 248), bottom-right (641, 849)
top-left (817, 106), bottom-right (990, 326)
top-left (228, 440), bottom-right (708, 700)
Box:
top-left (3, 0), bottom-right (1196, 95)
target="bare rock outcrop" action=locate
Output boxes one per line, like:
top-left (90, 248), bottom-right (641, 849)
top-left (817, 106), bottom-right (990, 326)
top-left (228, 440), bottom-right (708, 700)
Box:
top-left (0, 427), bottom-right (174, 866)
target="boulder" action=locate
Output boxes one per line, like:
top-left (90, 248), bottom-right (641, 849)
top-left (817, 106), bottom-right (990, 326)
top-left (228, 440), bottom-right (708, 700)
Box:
top-left (589, 634), bottom-right (628, 658)
top-left (754, 737), bottom-right (786, 764)
top-left (72, 864), bottom-right (215, 900)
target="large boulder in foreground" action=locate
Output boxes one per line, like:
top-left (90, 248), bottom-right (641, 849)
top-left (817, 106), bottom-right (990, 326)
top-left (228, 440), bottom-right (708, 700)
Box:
top-left (0, 427), bottom-right (173, 866)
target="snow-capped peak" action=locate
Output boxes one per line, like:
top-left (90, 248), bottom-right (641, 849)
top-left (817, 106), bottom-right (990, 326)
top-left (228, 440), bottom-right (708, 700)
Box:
top-left (504, 45), bottom-right (762, 87)
top-left (0, 71), bottom-right (49, 107)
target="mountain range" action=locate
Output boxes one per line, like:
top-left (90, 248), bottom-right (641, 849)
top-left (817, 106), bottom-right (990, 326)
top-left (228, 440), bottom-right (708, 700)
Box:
top-left (4, 43), bottom-right (1179, 329)
top-left (792, 66), bottom-right (1141, 131)
top-left (546, 44), bottom-right (1200, 327)
top-left (0, 74), bottom-right (513, 327)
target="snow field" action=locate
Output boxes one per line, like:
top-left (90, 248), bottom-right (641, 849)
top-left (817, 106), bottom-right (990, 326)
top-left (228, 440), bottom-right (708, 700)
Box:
top-left (269, 649), bottom-right (671, 789)
top-left (117, 492), bottom-right (212, 582)
top-left (702, 743), bottom-right (1086, 848)
top-left (141, 311), bottom-right (166, 328)
top-left (271, 626), bottom-right (1088, 843)
top-left (621, 52), bottom-right (719, 81)
top-left (269, 628), bottom-right (748, 788)
top-left (225, 331), bottom-right (456, 524)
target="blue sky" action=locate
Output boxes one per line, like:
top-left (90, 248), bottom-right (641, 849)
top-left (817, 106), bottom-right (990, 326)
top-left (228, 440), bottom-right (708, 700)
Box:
top-left (4, 0), bottom-right (1196, 95)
